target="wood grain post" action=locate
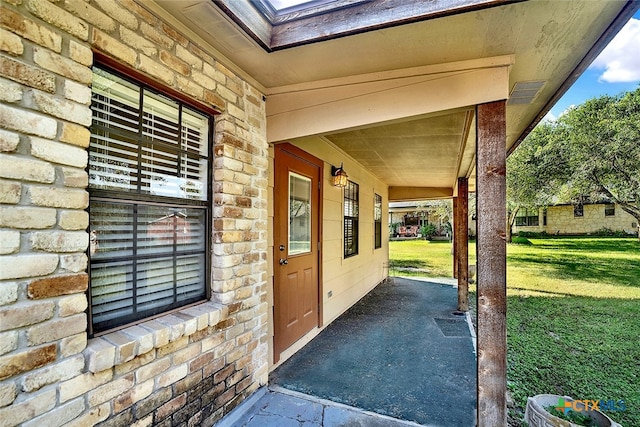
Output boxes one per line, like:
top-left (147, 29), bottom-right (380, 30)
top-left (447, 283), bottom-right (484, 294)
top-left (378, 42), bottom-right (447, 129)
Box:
top-left (453, 196), bottom-right (458, 278)
top-left (476, 100), bottom-right (507, 427)
top-left (457, 177), bottom-right (469, 312)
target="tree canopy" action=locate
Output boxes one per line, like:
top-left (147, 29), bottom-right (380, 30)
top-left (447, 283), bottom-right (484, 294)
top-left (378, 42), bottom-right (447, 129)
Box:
top-left (506, 121), bottom-right (558, 236)
top-left (507, 86), bottom-right (640, 237)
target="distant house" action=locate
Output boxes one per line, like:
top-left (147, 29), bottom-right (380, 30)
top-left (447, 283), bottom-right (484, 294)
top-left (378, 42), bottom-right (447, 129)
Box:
top-left (513, 202), bottom-right (637, 235)
top-left (388, 201), bottom-right (449, 237)
top-left (389, 201), bottom-right (478, 238)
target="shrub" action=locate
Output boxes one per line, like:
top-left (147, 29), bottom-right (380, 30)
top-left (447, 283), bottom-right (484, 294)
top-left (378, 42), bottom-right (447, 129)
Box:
top-left (420, 224), bottom-right (437, 240)
top-left (389, 222), bottom-right (401, 236)
top-left (545, 406), bottom-right (594, 427)
top-left (518, 231), bottom-right (549, 238)
top-left (593, 227), bottom-right (633, 237)
top-left (511, 236), bottom-right (532, 245)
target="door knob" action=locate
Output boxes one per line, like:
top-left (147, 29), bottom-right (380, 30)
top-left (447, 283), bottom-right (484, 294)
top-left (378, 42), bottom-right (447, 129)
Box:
top-left (279, 258), bottom-right (288, 265)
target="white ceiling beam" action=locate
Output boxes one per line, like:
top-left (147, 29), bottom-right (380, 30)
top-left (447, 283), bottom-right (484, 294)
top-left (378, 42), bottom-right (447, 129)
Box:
top-left (266, 63), bottom-right (510, 143)
top-left (388, 187), bottom-right (454, 202)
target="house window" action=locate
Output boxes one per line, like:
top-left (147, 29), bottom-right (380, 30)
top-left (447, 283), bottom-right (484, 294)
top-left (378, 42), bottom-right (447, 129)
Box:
top-left (88, 66), bottom-right (211, 335)
top-left (374, 193), bottom-right (382, 249)
top-left (344, 180), bottom-right (359, 258)
top-left (515, 208), bottom-right (539, 226)
top-left (604, 204), bottom-right (615, 217)
top-left (574, 204), bottom-right (584, 217)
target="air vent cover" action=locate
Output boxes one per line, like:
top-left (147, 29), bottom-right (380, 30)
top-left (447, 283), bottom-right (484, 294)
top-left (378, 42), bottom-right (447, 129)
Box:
top-left (508, 80), bottom-right (545, 105)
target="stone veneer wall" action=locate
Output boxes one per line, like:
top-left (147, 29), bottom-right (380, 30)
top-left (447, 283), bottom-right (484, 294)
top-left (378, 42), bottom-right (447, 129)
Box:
top-left (514, 204), bottom-right (637, 235)
top-left (546, 204), bottom-right (636, 235)
top-left (0, 0), bottom-right (269, 425)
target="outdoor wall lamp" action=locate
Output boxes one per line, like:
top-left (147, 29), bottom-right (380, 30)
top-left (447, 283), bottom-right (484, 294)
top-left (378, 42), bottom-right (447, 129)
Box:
top-left (331, 163), bottom-right (348, 188)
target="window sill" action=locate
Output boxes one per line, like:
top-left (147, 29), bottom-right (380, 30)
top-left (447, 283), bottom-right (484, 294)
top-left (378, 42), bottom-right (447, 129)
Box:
top-left (84, 302), bottom-right (227, 373)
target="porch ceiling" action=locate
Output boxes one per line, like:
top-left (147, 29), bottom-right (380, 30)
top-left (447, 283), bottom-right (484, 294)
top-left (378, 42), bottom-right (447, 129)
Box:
top-left (324, 109), bottom-right (476, 192)
top-left (149, 0), bottom-right (638, 200)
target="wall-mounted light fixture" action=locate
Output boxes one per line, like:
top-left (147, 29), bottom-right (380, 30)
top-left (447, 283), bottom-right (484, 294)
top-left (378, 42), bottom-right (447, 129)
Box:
top-left (331, 163), bottom-right (348, 188)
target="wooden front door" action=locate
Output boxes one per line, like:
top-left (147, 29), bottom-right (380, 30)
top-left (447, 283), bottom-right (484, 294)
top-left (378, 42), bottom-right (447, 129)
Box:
top-left (274, 144), bottom-right (322, 361)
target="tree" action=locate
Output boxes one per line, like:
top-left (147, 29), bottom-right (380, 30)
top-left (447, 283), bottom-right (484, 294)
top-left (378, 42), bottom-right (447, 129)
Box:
top-left (553, 87), bottom-right (640, 238)
top-left (508, 87), bottom-right (640, 239)
top-left (506, 122), bottom-right (560, 242)
top-left (416, 199), bottom-right (453, 235)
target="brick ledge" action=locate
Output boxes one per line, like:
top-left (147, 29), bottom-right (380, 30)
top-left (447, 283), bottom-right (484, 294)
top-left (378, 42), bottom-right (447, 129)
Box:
top-left (84, 302), bottom-right (227, 373)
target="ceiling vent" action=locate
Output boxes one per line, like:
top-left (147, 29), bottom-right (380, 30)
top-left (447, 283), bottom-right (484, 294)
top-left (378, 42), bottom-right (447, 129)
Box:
top-left (508, 80), bottom-right (545, 105)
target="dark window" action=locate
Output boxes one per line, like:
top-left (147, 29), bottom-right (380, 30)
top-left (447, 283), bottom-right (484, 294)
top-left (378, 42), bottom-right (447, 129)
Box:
top-left (515, 208), bottom-right (539, 226)
top-left (88, 66), bottom-right (211, 335)
top-left (604, 204), bottom-right (615, 217)
top-left (374, 193), bottom-right (382, 249)
top-left (574, 204), bottom-right (584, 217)
top-left (344, 180), bottom-right (359, 258)
top-left (404, 215), bottom-right (419, 226)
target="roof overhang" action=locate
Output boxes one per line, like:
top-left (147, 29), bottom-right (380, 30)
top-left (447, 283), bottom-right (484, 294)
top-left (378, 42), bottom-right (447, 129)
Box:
top-left (266, 56), bottom-right (512, 142)
top-left (150, 0), bottom-right (639, 201)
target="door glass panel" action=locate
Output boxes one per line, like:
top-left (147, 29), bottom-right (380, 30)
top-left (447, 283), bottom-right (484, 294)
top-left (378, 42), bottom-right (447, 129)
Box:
top-left (289, 172), bottom-right (312, 255)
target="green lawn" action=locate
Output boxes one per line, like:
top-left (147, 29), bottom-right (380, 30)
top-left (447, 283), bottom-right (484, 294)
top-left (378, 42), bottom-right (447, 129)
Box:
top-left (389, 239), bottom-right (476, 278)
top-left (389, 237), bottom-right (640, 426)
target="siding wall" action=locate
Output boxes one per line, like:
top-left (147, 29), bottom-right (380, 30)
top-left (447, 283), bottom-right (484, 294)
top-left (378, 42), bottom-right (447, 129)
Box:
top-left (267, 137), bottom-right (389, 366)
top-left (0, 1), bottom-right (269, 425)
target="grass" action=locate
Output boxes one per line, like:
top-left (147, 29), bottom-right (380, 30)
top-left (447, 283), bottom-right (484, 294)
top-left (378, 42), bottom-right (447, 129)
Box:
top-left (389, 239), bottom-right (476, 278)
top-left (389, 237), bottom-right (640, 426)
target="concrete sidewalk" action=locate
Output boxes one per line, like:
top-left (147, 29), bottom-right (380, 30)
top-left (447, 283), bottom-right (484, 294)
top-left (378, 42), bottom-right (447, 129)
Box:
top-left (219, 386), bottom-right (426, 427)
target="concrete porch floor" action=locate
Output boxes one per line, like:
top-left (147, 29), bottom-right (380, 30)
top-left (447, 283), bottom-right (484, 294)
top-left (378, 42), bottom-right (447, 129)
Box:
top-left (221, 277), bottom-right (477, 426)
top-left (220, 386), bottom-right (425, 427)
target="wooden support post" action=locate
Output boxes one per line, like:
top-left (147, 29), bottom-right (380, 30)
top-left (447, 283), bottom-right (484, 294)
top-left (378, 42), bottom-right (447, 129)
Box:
top-left (457, 177), bottom-right (469, 312)
top-left (453, 196), bottom-right (458, 278)
top-left (476, 100), bottom-right (507, 427)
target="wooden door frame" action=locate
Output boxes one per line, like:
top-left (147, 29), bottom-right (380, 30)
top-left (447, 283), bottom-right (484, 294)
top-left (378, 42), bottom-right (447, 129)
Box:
top-left (273, 143), bottom-right (324, 362)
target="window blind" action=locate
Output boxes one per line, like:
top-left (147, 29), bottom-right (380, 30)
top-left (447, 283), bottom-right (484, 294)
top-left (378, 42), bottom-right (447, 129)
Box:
top-left (374, 193), bottom-right (382, 249)
top-left (90, 68), bottom-right (208, 201)
top-left (344, 180), bottom-right (359, 258)
top-left (89, 66), bottom-right (210, 334)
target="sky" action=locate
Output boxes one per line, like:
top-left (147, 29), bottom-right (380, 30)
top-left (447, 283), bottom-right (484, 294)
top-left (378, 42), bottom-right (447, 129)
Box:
top-left (267, 0), bottom-right (312, 10)
top-left (546, 11), bottom-right (640, 121)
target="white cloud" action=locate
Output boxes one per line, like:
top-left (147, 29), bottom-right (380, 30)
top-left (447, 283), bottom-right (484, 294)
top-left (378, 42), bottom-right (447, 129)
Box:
top-left (590, 18), bottom-right (640, 83)
top-left (560, 105), bottom-right (575, 116)
top-left (542, 111), bottom-right (556, 122)
top-left (545, 105), bottom-right (575, 122)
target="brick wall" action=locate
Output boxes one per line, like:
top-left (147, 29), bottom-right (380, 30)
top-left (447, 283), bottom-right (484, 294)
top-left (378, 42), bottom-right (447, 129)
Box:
top-left (0, 1), bottom-right (268, 425)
